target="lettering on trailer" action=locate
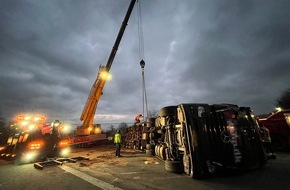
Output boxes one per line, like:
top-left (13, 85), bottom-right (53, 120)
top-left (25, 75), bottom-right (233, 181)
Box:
top-left (230, 130), bottom-right (242, 163)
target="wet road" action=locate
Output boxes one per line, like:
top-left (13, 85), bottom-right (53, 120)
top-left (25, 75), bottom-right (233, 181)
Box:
top-left (0, 160), bottom-right (101, 190)
top-left (0, 149), bottom-right (289, 190)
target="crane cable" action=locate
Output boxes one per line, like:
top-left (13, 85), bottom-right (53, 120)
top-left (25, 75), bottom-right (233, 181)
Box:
top-left (137, 0), bottom-right (145, 60)
top-left (137, 0), bottom-right (148, 121)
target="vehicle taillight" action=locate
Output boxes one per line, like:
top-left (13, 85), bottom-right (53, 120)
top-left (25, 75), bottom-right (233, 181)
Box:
top-left (28, 141), bottom-right (43, 150)
top-left (284, 113), bottom-right (290, 127)
top-left (59, 140), bottom-right (69, 147)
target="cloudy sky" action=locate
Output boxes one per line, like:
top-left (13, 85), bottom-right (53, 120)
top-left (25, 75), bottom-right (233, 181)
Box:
top-left (0, 0), bottom-right (289, 129)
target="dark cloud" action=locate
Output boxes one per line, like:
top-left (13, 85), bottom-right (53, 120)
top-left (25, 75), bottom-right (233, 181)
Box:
top-left (0, 0), bottom-right (289, 128)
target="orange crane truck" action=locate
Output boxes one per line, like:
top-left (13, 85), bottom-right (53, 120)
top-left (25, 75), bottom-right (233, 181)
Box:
top-left (71, 0), bottom-right (137, 146)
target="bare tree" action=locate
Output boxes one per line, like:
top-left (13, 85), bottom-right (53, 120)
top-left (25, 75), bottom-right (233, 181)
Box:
top-left (118, 122), bottom-right (128, 135)
top-left (105, 125), bottom-right (116, 137)
top-left (0, 108), bottom-right (6, 128)
top-left (276, 88), bottom-right (290, 109)
top-left (148, 109), bottom-right (159, 118)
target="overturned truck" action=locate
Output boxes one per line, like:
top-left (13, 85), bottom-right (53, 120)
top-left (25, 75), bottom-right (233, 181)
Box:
top-left (144, 103), bottom-right (268, 179)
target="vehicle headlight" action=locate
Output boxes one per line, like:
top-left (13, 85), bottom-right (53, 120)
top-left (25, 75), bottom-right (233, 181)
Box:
top-left (60, 148), bottom-right (70, 157)
top-left (23, 152), bottom-right (37, 161)
top-left (0, 146), bottom-right (5, 151)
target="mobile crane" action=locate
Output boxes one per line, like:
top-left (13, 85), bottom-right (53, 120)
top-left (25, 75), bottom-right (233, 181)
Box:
top-left (72, 0), bottom-right (137, 145)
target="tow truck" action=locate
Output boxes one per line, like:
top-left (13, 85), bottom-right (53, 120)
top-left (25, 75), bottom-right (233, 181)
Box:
top-left (0, 114), bottom-right (70, 164)
top-left (71, 0), bottom-right (137, 146)
top-left (258, 109), bottom-right (290, 151)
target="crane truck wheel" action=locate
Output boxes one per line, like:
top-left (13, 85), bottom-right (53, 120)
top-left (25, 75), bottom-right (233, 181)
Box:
top-left (159, 106), bottom-right (177, 117)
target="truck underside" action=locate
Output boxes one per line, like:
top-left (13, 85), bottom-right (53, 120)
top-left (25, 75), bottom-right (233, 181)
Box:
top-left (131, 103), bottom-right (268, 179)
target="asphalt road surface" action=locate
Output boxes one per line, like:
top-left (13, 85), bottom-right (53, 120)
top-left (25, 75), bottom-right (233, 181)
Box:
top-left (0, 160), bottom-right (102, 190)
top-left (0, 146), bottom-right (289, 190)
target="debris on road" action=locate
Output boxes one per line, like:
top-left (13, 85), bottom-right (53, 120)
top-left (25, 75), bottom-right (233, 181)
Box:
top-left (33, 156), bottom-right (89, 170)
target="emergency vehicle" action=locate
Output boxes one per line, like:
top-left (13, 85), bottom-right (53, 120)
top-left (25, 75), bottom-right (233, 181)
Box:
top-left (259, 109), bottom-right (290, 151)
top-left (0, 114), bottom-right (70, 164)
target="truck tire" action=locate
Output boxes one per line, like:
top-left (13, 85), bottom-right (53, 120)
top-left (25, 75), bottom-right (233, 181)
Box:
top-left (183, 154), bottom-right (191, 176)
top-left (146, 118), bottom-right (156, 128)
top-left (146, 149), bottom-right (155, 156)
top-left (160, 146), bottom-right (167, 160)
top-left (146, 143), bottom-right (154, 150)
top-left (159, 106), bottom-right (176, 117)
top-left (165, 160), bottom-right (182, 173)
top-left (155, 145), bottom-right (159, 157)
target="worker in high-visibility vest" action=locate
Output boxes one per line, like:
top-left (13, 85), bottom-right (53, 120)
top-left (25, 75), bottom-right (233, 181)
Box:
top-left (114, 129), bottom-right (122, 157)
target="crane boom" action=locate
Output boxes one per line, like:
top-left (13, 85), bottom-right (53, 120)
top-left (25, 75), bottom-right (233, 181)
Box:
top-left (77, 0), bottom-right (136, 135)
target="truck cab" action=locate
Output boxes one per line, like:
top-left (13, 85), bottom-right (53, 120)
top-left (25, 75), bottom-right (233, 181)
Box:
top-left (152, 103), bottom-right (267, 179)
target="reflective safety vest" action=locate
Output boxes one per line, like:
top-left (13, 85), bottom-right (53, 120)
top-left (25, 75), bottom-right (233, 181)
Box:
top-left (114, 133), bottom-right (121, 144)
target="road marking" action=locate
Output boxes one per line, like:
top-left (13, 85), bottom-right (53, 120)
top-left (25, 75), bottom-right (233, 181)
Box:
top-left (60, 165), bottom-right (124, 190)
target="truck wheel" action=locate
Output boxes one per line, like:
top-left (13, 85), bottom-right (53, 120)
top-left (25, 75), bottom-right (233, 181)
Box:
top-left (146, 149), bottom-right (155, 156)
top-left (155, 145), bottom-right (159, 156)
top-left (183, 154), bottom-right (191, 176)
top-left (146, 118), bottom-right (156, 128)
top-left (159, 106), bottom-right (176, 117)
top-left (160, 146), bottom-right (167, 160)
top-left (164, 160), bottom-right (182, 173)
top-left (146, 143), bottom-right (154, 150)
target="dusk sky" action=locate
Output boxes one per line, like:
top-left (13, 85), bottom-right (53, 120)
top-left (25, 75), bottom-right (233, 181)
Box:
top-left (0, 0), bottom-right (289, 129)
